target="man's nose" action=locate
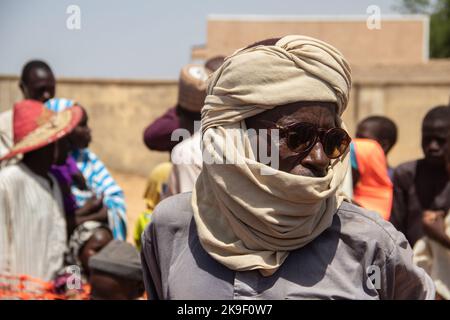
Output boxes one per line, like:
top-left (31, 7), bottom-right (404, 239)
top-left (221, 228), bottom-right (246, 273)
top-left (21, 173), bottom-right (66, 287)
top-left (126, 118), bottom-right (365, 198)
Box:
top-left (301, 141), bottom-right (330, 174)
top-left (428, 139), bottom-right (441, 151)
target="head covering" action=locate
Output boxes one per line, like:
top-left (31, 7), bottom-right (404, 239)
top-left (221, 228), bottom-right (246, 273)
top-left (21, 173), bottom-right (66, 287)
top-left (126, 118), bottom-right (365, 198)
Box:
top-left (67, 221), bottom-right (111, 267)
top-left (178, 64), bottom-right (210, 112)
top-left (192, 35), bottom-right (352, 276)
top-left (45, 97), bottom-right (75, 112)
top-left (88, 240), bottom-right (143, 282)
top-left (143, 162), bottom-right (172, 210)
top-left (0, 100), bottom-right (82, 161)
top-left (352, 138), bottom-right (393, 220)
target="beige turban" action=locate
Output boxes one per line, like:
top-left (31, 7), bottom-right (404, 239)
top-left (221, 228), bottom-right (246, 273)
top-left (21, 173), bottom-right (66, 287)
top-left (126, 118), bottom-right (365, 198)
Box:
top-left (192, 35), bottom-right (352, 276)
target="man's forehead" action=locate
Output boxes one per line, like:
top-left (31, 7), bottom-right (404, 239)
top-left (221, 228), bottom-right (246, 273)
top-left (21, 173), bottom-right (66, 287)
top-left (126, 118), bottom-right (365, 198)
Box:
top-left (422, 120), bottom-right (450, 138)
top-left (423, 119), bottom-right (449, 131)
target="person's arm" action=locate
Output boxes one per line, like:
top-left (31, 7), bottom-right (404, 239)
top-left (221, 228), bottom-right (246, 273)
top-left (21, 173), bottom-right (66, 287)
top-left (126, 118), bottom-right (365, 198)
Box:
top-left (75, 195), bottom-right (104, 216)
top-left (389, 168), bottom-right (408, 234)
top-left (141, 221), bottom-right (163, 300)
top-left (74, 206), bottom-right (108, 226)
top-left (87, 151), bottom-right (128, 240)
top-left (143, 107), bottom-right (180, 152)
top-left (422, 210), bottom-right (450, 249)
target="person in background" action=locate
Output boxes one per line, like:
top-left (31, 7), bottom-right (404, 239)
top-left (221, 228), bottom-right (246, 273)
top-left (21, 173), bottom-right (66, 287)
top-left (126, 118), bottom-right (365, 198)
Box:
top-left (413, 128), bottom-right (450, 300)
top-left (45, 98), bottom-right (128, 240)
top-left (53, 221), bottom-right (113, 299)
top-left (50, 104), bottom-right (110, 236)
top-left (0, 100), bottom-right (82, 281)
top-left (142, 106), bottom-right (180, 152)
top-left (167, 63), bottom-right (208, 195)
top-left (390, 105), bottom-right (450, 247)
top-left (19, 60), bottom-right (56, 103)
top-left (0, 112), bottom-right (13, 160)
top-left (141, 36), bottom-right (434, 300)
top-left (89, 240), bottom-right (144, 300)
top-left (68, 221), bottom-right (113, 277)
top-left (134, 162), bottom-right (172, 251)
top-left (50, 134), bottom-right (80, 235)
top-left (356, 115), bottom-right (398, 180)
top-left (1, 60), bottom-right (56, 159)
top-left (350, 138), bottom-right (393, 220)
top-left (142, 56), bottom-right (225, 152)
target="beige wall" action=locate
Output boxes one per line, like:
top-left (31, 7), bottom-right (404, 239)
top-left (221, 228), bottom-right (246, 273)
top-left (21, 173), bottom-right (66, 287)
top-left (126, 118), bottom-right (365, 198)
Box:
top-left (196, 16), bottom-right (428, 65)
top-left (1, 61), bottom-right (449, 175)
top-left (352, 84), bottom-right (450, 166)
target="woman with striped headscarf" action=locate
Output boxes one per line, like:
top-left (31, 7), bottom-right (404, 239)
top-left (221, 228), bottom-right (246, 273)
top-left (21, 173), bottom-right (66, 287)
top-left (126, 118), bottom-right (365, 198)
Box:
top-left (141, 36), bottom-right (434, 300)
top-left (46, 98), bottom-right (127, 240)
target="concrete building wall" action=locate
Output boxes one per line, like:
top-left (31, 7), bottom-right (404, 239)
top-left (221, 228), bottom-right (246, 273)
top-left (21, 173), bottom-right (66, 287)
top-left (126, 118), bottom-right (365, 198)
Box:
top-left (1, 61), bottom-right (449, 175)
top-left (194, 15), bottom-right (428, 65)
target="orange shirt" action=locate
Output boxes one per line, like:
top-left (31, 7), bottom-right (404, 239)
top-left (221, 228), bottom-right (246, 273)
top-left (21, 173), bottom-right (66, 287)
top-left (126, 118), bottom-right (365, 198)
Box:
top-left (352, 138), bottom-right (393, 220)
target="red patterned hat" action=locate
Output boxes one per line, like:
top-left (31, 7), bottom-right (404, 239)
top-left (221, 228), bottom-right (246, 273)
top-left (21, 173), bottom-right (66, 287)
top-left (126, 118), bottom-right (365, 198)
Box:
top-left (0, 100), bottom-right (82, 161)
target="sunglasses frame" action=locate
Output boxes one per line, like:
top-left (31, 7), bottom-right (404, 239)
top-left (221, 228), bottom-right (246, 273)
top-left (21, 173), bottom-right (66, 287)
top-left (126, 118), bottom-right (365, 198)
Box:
top-left (261, 120), bottom-right (352, 159)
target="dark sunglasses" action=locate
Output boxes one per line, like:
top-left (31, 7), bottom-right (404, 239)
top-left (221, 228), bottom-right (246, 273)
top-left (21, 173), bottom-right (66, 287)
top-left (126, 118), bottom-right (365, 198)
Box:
top-left (264, 121), bottom-right (352, 159)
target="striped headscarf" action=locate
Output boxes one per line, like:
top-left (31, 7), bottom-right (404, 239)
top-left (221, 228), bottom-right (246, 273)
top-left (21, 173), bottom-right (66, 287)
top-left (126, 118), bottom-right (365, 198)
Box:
top-left (45, 98), bottom-right (127, 240)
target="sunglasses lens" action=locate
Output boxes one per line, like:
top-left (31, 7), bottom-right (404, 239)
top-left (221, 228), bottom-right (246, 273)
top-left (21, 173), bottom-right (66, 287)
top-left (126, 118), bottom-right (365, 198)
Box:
top-left (286, 123), bottom-right (316, 153)
top-left (323, 128), bottom-right (351, 158)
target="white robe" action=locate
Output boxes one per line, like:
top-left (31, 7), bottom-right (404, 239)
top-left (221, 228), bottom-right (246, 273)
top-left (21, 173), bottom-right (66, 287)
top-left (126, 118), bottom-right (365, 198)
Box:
top-left (168, 131), bottom-right (202, 195)
top-left (0, 163), bottom-right (67, 282)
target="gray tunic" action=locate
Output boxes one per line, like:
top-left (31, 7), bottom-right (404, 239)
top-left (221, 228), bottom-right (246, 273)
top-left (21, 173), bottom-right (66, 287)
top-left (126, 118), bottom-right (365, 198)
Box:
top-left (141, 192), bottom-right (435, 300)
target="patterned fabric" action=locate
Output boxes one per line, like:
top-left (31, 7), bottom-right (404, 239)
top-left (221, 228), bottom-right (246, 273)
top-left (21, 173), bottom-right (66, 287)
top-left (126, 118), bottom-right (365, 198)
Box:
top-left (71, 148), bottom-right (127, 240)
top-left (45, 98), bottom-right (75, 112)
top-left (67, 221), bottom-right (110, 267)
top-left (45, 98), bottom-right (127, 240)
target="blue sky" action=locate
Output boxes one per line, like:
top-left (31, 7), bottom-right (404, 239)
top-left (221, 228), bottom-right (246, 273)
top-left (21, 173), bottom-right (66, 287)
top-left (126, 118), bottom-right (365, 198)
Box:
top-left (0, 0), bottom-right (401, 79)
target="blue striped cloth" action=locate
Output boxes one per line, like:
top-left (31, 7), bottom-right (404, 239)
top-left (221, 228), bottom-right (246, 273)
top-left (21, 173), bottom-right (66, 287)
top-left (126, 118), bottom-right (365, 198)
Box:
top-left (45, 98), bottom-right (75, 112)
top-left (45, 98), bottom-right (127, 240)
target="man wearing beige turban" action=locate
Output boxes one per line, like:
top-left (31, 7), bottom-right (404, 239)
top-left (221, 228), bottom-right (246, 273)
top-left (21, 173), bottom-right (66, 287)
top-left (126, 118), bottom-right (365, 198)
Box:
top-left (141, 36), bottom-right (434, 300)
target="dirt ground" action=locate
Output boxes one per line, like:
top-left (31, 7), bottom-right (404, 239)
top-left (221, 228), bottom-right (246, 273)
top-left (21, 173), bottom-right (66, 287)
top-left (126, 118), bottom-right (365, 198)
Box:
top-left (110, 170), bottom-right (148, 244)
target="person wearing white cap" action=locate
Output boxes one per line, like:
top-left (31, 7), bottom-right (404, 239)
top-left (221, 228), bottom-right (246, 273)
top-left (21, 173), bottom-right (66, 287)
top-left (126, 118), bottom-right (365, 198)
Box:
top-left (167, 63), bottom-right (211, 195)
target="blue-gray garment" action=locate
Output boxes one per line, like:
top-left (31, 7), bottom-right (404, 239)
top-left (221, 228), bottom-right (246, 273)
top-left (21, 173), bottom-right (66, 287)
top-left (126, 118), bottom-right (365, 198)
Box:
top-left (141, 192), bottom-right (435, 300)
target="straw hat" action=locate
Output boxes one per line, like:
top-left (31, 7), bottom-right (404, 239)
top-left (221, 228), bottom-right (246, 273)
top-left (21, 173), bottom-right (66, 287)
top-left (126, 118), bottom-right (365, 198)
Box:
top-left (0, 99), bottom-right (83, 161)
top-left (177, 64), bottom-right (210, 112)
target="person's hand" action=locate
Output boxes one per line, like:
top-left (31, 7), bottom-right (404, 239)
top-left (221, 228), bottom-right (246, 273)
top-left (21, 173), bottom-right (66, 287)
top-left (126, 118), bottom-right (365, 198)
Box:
top-left (74, 206), bottom-right (108, 226)
top-left (76, 195), bottom-right (103, 216)
top-left (423, 210), bottom-right (445, 230)
top-left (422, 210), bottom-right (450, 250)
top-left (72, 172), bottom-right (88, 190)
